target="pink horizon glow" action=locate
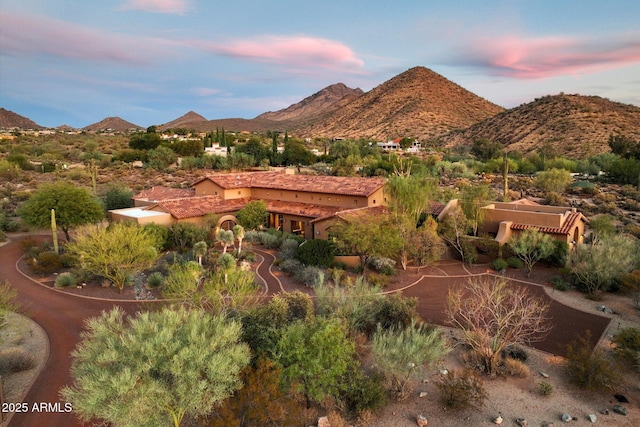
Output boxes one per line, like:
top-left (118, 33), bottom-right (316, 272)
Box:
top-left (118, 0), bottom-right (190, 15)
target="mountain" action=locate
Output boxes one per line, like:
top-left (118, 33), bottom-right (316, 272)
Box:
top-left (83, 117), bottom-right (143, 133)
top-left (0, 108), bottom-right (43, 129)
top-left (442, 94), bottom-right (640, 158)
top-left (159, 111), bottom-right (207, 130)
top-left (292, 66), bottom-right (505, 140)
top-left (256, 83), bottom-right (364, 123)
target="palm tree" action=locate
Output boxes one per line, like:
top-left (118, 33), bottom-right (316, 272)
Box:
top-left (233, 224), bottom-right (245, 256)
top-left (216, 229), bottom-right (235, 254)
top-left (193, 241), bottom-right (207, 266)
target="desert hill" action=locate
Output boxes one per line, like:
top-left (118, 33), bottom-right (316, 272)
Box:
top-left (159, 111), bottom-right (207, 130)
top-left (83, 117), bottom-right (143, 133)
top-left (0, 108), bottom-right (43, 130)
top-left (292, 66), bottom-right (505, 141)
top-left (442, 94), bottom-right (640, 158)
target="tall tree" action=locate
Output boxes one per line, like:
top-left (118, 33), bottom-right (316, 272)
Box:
top-left (233, 224), bottom-right (245, 255)
top-left (236, 200), bottom-right (268, 230)
top-left (61, 306), bottom-right (250, 427)
top-left (18, 181), bottom-right (103, 241)
top-left (509, 229), bottom-right (556, 277)
top-left (460, 183), bottom-right (492, 236)
top-left (65, 222), bottom-right (158, 293)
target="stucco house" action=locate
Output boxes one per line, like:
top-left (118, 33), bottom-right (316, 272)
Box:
top-left (111, 169), bottom-right (387, 240)
top-left (478, 199), bottom-right (588, 248)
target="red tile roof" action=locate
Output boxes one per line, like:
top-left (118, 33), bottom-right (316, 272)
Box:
top-left (263, 200), bottom-right (343, 220)
top-left (510, 211), bottom-right (586, 235)
top-left (150, 196), bottom-right (248, 219)
top-left (197, 171), bottom-right (385, 197)
top-left (133, 186), bottom-right (194, 202)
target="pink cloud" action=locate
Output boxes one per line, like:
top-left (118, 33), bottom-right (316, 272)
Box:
top-left (0, 12), bottom-right (169, 65)
top-left (191, 35), bottom-right (365, 71)
top-left (118, 0), bottom-right (190, 15)
top-left (454, 33), bottom-right (640, 79)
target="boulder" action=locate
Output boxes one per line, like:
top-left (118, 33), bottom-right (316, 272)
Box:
top-left (493, 415), bottom-right (503, 424)
top-left (516, 418), bottom-right (528, 427)
top-left (317, 416), bottom-right (330, 427)
top-left (588, 414), bottom-right (597, 423)
top-left (416, 414), bottom-right (428, 426)
top-left (561, 413), bottom-right (572, 422)
top-left (612, 405), bottom-right (627, 416)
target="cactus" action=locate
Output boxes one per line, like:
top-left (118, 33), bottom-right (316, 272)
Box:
top-left (51, 208), bottom-right (59, 254)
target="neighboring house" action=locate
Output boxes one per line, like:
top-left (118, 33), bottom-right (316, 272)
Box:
top-left (478, 199), bottom-right (588, 248)
top-left (132, 187), bottom-right (195, 207)
top-left (111, 169), bottom-right (387, 240)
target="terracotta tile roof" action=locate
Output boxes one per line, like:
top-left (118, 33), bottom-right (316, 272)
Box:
top-left (427, 201), bottom-right (445, 216)
top-left (133, 186), bottom-right (194, 202)
top-left (151, 196), bottom-right (248, 219)
top-left (510, 211), bottom-right (586, 235)
top-left (331, 205), bottom-right (388, 222)
top-left (263, 200), bottom-right (343, 220)
top-left (197, 171), bottom-right (385, 197)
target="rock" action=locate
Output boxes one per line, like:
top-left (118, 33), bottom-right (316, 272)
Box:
top-left (588, 414), bottom-right (597, 423)
top-left (493, 415), bottom-right (503, 424)
top-left (614, 393), bottom-right (629, 403)
top-left (416, 414), bottom-right (428, 426)
top-left (515, 418), bottom-right (528, 427)
top-left (600, 408), bottom-right (609, 415)
top-left (419, 391), bottom-right (428, 398)
top-left (561, 413), bottom-right (572, 422)
top-left (317, 416), bottom-right (330, 427)
top-left (597, 305), bottom-right (615, 314)
top-left (539, 371), bottom-right (550, 378)
top-left (439, 369), bottom-right (449, 375)
top-left (612, 405), bottom-right (627, 416)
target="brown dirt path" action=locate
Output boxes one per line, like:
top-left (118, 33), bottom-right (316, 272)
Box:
top-left (0, 237), bottom-right (151, 427)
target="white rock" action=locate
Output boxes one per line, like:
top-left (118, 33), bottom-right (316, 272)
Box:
top-left (588, 414), bottom-right (597, 423)
top-left (419, 391), bottom-right (428, 398)
top-left (493, 415), bottom-right (504, 424)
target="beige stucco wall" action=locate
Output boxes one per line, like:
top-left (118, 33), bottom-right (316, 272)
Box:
top-left (251, 187), bottom-right (371, 208)
top-left (480, 207), bottom-right (566, 233)
top-left (193, 180), bottom-right (225, 196)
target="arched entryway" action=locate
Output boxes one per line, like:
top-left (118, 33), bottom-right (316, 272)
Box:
top-left (216, 214), bottom-right (238, 231)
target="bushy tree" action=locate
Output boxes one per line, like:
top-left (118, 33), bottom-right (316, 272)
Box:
top-left (65, 222), bottom-right (158, 293)
top-left (447, 277), bottom-right (551, 375)
top-left (232, 224), bottom-right (245, 255)
top-left (236, 200), bottom-right (268, 230)
top-left (101, 184), bottom-right (134, 211)
top-left (509, 229), bottom-right (556, 276)
top-left (216, 229), bottom-right (235, 254)
top-left (295, 239), bottom-right (335, 267)
top-left (146, 145), bottom-right (177, 170)
top-left (535, 168), bottom-right (572, 193)
top-left (62, 306), bottom-right (249, 427)
top-left (438, 206), bottom-right (474, 263)
top-left (166, 222), bottom-right (210, 252)
top-left (460, 183), bottom-right (493, 236)
top-left (568, 234), bottom-right (640, 295)
top-left (407, 217), bottom-right (446, 269)
top-left (277, 317), bottom-right (356, 405)
top-left (18, 181), bottom-right (104, 241)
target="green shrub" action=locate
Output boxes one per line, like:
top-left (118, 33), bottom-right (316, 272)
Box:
top-left (507, 257), bottom-right (523, 269)
top-left (295, 239), bottom-right (335, 267)
top-left (259, 232), bottom-right (281, 249)
top-left (435, 369), bottom-right (487, 410)
top-left (30, 251), bottom-right (62, 275)
top-left (550, 276), bottom-right (569, 291)
top-left (367, 256), bottom-right (395, 275)
top-left (279, 258), bottom-right (303, 274)
top-left (294, 266), bottom-right (325, 287)
top-left (146, 271), bottom-right (164, 288)
top-left (565, 332), bottom-right (619, 390)
top-left (243, 230), bottom-right (261, 243)
top-left (539, 380), bottom-right (554, 396)
top-left (0, 347), bottom-right (36, 374)
top-left (54, 272), bottom-right (76, 288)
top-left (544, 241), bottom-right (569, 267)
top-left (612, 327), bottom-right (640, 372)
top-left (58, 252), bottom-right (78, 268)
top-left (278, 238), bottom-right (299, 260)
top-left (353, 294), bottom-right (418, 337)
top-left (341, 368), bottom-right (387, 413)
top-left (491, 258), bottom-right (508, 271)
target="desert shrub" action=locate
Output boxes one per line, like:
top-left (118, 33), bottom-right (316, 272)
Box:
top-left (146, 272), bottom-right (164, 289)
top-left (544, 241), bottom-right (569, 267)
top-left (278, 238), bottom-right (299, 260)
top-left (539, 380), bottom-right (554, 396)
top-left (259, 232), bottom-right (281, 249)
top-left (565, 332), bottom-right (619, 390)
top-left (435, 369), bottom-right (487, 410)
top-left (352, 294), bottom-right (418, 337)
top-left (279, 258), bottom-right (303, 274)
top-left (30, 251), bottom-right (62, 275)
top-left (0, 230), bottom-right (5, 242)
top-left (366, 272), bottom-right (390, 288)
top-left (243, 230), bottom-right (261, 243)
top-left (58, 252), bottom-right (78, 268)
top-left (294, 266), bottom-right (325, 287)
top-left (0, 347), bottom-right (36, 374)
top-left (499, 358), bottom-right (530, 377)
top-left (54, 272), bottom-right (76, 288)
top-left (550, 276), bottom-right (570, 291)
top-left (295, 239), bottom-right (335, 267)
top-left (502, 345), bottom-right (528, 361)
top-left (506, 257), bottom-right (523, 269)
top-left (367, 256), bottom-right (395, 275)
top-left (340, 367), bottom-right (388, 414)
top-left (612, 327), bottom-right (640, 372)
top-left (491, 258), bottom-right (508, 271)
top-left (20, 237), bottom-right (43, 257)
top-left (461, 240), bottom-right (478, 265)
top-left (272, 291), bottom-right (315, 323)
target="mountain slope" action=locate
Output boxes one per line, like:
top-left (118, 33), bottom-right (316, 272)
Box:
top-left (442, 94), bottom-right (640, 157)
top-left (256, 83), bottom-right (364, 123)
top-left (0, 108), bottom-right (43, 129)
top-left (83, 117), bottom-right (143, 132)
top-left (293, 66), bottom-right (504, 140)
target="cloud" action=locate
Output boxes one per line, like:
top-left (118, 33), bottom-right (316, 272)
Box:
top-left (448, 32), bottom-right (640, 79)
top-left (0, 12), bottom-right (170, 65)
top-left (190, 35), bottom-right (365, 72)
top-left (118, 0), bottom-right (190, 15)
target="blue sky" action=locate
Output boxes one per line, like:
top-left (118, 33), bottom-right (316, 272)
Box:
top-left (1, 0), bottom-right (639, 128)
